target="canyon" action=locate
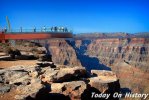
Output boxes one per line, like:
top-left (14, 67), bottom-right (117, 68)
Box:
top-left (0, 33), bottom-right (149, 100)
top-left (46, 37), bottom-right (149, 97)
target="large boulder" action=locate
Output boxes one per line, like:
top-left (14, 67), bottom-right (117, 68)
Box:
top-left (51, 81), bottom-right (86, 100)
top-left (15, 78), bottom-right (44, 100)
top-left (91, 70), bottom-right (116, 76)
top-left (88, 77), bottom-right (120, 93)
top-left (54, 67), bottom-right (87, 82)
top-left (80, 70), bottom-right (120, 100)
top-left (41, 67), bottom-right (87, 82)
top-left (4, 70), bottom-right (30, 85)
top-left (91, 70), bottom-right (117, 80)
top-left (89, 70), bottom-right (119, 93)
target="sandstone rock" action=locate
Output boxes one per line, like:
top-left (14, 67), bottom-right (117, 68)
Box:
top-left (29, 71), bottom-right (38, 78)
top-left (54, 67), bottom-right (87, 82)
top-left (91, 70), bottom-right (117, 80)
top-left (4, 70), bottom-right (30, 85)
top-left (15, 94), bottom-right (28, 100)
top-left (5, 65), bottom-right (40, 78)
top-left (89, 70), bottom-right (119, 93)
top-left (0, 54), bottom-right (121, 100)
top-left (88, 77), bottom-right (120, 93)
top-left (40, 67), bottom-right (59, 82)
top-left (0, 69), bottom-right (5, 75)
top-left (47, 39), bottom-right (81, 66)
top-left (16, 80), bottom-right (44, 99)
top-left (0, 84), bottom-right (11, 94)
top-left (42, 67), bottom-right (87, 82)
top-left (36, 47), bottom-right (46, 54)
top-left (5, 65), bottom-right (37, 72)
top-left (51, 81), bottom-right (86, 100)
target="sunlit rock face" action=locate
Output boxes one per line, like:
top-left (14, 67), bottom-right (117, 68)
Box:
top-left (42, 39), bottom-right (82, 66)
top-left (46, 38), bottom-right (149, 94)
top-left (0, 64), bottom-right (120, 100)
top-left (2, 37), bottom-right (148, 96)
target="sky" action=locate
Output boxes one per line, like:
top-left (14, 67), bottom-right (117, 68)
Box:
top-left (0, 0), bottom-right (149, 33)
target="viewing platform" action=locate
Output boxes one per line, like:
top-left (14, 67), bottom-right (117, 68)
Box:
top-left (0, 27), bottom-right (73, 42)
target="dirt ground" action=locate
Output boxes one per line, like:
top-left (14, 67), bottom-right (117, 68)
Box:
top-left (0, 60), bottom-right (38, 68)
top-left (0, 89), bottom-right (17, 100)
top-left (0, 60), bottom-right (38, 100)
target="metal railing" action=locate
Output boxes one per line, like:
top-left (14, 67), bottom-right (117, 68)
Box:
top-left (3, 27), bottom-right (73, 33)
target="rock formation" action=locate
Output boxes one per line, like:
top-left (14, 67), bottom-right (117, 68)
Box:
top-left (0, 62), bottom-right (120, 100)
top-left (36, 37), bottom-right (149, 96)
top-left (85, 38), bottom-right (149, 94)
top-left (39, 39), bottom-right (81, 66)
top-left (1, 36), bottom-right (148, 99)
top-left (62, 37), bottom-right (149, 95)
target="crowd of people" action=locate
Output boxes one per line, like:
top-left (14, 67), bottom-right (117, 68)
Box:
top-left (0, 26), bottom-right (69, 33)
top-left (41, 26), bottom-right (68, 32)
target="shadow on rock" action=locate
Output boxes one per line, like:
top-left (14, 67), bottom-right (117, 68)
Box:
top-left (81, 84), bottom-right (119, 100)
top-left (26, 83), bottom-right (70, 100)
top-left (120, 88), bottom-right (131, 98)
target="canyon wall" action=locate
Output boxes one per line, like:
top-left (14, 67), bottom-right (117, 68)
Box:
top-left (40, 39), bottom-right (81, 66)
top-left (85, 38), bottom-right (149, 94)
top-left (46, 38), bottom-right (149, 95)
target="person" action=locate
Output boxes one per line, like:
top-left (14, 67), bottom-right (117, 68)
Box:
top-left (57, 27), bottom-right (60, 32)
top-left (54, 26), bottom-right (57, 32)
top-left (43, 26), bottom-right (46, 32)
top-left (20, 27), bottom-right (22, 32)
top-left (61, 27), bottom-right (64, 32)
top-left (33, 27), bottom-right (36, 32)
top-left (4, 27), bottom-right (7, 33)
top-left (64, 27), bottom-right (68, 32)
top-left (51, 27), bottom-right (54, 32)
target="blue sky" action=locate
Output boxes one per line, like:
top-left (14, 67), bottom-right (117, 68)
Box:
top-left (0, 0), bottom-right (149, 33)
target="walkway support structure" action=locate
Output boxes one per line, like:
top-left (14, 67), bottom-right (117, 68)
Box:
top-left (0, 32), bottom-right (73, 42)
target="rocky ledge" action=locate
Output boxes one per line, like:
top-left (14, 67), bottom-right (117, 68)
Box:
top-left (0, 61), bottom-right (120, 100)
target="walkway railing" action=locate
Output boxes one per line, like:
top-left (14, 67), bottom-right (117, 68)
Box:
top-left (1, 27), bottom-right (73, 33)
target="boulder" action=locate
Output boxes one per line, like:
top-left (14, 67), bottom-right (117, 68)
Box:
top-left (4, 70), bottom-right (30, 85)
top-left (51, 81), bottom-right (86, 100)
top-left (0, 63), bottom-right (121, 100)
top-left (5, 65), bottom-right (38, 72)
top-left (54, 67), bottom-right (87, 82)
top-left (91, 70), bottom-right (117, 80)
top-left (89, 77), bottom-right (112, 92)
top-left (29, 71), bottom-right (38, 78)
top-left (41, 67), bottom-right (87, 82)
top-left (15, 79), bottom-right (44, 99)
top-left (0, 84), bottom-right (11, 94)
top-left (40, 67), bottom-right (59, 82)
top-left (5, 65), bottom-right (40, 78)
top-left (89, 70), bottom-right (120, 94)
